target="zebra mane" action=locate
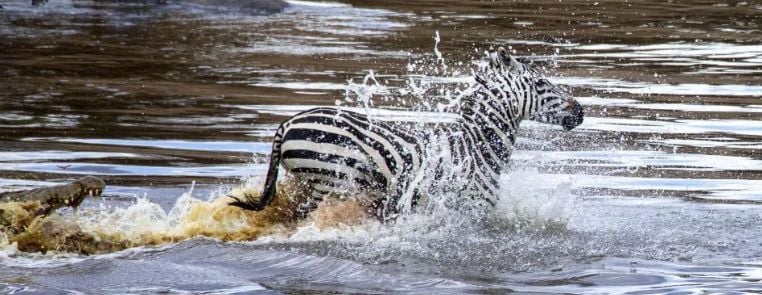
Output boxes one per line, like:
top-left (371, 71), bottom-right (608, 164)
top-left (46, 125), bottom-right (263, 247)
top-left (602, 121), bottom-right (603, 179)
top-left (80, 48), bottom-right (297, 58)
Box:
top-left (456, 47), bottom-right (536, 134)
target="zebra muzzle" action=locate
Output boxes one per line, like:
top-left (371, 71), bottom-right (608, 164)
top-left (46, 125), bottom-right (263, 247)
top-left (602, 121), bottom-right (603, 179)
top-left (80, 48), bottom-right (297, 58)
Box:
top-left (562, 103), bottom-right (584, 131)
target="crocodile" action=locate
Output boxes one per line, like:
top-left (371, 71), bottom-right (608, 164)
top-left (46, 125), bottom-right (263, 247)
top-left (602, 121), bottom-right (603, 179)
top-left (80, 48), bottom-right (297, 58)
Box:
top-left (0, 176), bottom-right (105, 217)
top-left (0, 176), bottom-right (121, 254)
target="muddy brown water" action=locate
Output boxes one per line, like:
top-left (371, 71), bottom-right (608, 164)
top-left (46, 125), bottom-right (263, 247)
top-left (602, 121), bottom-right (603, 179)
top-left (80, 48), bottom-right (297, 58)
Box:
top-left (1, 0), bottom-right (761, 293)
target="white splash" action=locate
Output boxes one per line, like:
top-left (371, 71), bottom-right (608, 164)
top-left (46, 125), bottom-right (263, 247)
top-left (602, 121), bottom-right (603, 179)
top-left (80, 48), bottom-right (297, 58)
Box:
top-left (490, 168), bottom-right (576, 230)
top-left (344, 70), bottom-right (390, 124)
top-left (433, 31), bottom-right (447, 70)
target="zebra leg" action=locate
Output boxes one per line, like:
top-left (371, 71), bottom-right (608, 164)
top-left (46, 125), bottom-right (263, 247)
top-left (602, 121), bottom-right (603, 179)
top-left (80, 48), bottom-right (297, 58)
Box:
top-left (229, 124), bottom-right (285, 211)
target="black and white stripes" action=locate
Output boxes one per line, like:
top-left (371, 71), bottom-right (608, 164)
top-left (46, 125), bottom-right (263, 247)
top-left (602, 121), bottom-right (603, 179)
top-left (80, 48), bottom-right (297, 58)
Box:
top-left (229, 47), bottom-right (584, 219)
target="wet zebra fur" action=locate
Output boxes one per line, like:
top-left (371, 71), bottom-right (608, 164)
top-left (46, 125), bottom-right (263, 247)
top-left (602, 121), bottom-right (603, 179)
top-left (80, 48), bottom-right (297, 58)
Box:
top-left (229, 47), bottom-right (584, 219)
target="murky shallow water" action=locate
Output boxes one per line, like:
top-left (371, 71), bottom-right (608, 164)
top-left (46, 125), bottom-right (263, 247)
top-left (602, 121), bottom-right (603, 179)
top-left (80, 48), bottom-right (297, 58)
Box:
top-left (1, 0), bottom-right (761, 293)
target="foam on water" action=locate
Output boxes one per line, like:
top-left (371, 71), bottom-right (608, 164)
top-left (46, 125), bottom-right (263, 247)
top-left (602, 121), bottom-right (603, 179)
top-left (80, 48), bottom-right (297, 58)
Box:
top-left (0, 183), bottom-right (298, 256)
top-left (1, 170), bottom-right (448, 258)
top-left (491, 168), bottom-right (575, 230)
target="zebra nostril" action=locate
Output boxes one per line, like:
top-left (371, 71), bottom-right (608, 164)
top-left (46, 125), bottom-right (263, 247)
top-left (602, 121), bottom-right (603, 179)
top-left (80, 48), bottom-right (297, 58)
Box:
top-left (562, 103), bottom-right (584, 131)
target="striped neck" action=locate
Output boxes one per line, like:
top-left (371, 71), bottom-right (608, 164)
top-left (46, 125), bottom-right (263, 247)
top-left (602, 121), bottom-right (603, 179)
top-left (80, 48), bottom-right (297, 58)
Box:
top-left (456, 75), bottom-right (523, 171)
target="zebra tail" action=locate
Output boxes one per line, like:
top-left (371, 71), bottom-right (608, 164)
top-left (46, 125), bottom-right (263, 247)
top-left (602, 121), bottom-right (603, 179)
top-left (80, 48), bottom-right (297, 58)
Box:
top-left (229, 124), bottom-right (284, 211)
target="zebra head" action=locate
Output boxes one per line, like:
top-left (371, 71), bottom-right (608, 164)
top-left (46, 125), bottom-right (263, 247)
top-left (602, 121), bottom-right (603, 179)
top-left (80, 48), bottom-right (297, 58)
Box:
top-left (479, 47), bottom-right (584, 131)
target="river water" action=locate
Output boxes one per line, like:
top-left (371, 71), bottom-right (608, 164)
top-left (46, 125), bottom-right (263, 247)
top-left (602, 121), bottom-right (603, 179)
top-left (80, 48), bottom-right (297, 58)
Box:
top-left (1, 0), bottom-right (761, 293)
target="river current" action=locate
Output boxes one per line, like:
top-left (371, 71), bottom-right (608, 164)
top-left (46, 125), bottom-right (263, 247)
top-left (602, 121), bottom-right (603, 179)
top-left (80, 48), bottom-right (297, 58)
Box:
top-left (1, 0), bottom-right (761, 293)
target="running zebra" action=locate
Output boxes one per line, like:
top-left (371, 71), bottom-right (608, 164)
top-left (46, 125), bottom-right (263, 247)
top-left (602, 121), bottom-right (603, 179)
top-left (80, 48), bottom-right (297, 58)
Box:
top-left (229, 47), bottom-right (584, 219)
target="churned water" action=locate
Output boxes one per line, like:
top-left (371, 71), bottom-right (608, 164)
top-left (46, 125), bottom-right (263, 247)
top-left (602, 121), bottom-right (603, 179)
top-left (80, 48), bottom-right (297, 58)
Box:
top-left (1, 0), bottom-right (761, 293)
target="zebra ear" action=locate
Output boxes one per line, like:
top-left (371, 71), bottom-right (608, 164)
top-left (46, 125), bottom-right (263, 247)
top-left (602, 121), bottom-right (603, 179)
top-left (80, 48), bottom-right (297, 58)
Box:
top-left (488, 46), bottom-right (502, 68)
top-left (497, 46), bottom-right (509, 59)
top-left (496, 46), bottom-right (509, 66)
top-left (498, 47), bottom-right (524, 73)
top-left (498, 47), bottom-right (523, 73)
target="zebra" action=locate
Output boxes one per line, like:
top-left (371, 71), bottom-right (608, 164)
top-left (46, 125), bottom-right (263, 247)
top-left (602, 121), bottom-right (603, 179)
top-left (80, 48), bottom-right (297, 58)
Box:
top-left (229, 47), bottom-right (584, 219)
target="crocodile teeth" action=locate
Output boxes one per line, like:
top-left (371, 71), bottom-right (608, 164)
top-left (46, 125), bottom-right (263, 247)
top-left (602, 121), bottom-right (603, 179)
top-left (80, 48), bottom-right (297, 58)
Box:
top-left (89, 189), bottom-right (94, 197)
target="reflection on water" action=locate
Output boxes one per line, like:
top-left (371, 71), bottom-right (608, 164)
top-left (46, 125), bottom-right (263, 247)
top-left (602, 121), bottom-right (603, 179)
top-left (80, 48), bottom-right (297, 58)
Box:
top-left (1, 0), bottom-right (761, 293)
